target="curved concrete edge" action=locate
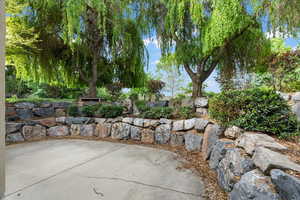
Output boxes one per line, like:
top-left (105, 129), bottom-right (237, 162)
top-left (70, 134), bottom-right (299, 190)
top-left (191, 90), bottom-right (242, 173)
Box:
top-left (0, 0), bottom-right (6, 198)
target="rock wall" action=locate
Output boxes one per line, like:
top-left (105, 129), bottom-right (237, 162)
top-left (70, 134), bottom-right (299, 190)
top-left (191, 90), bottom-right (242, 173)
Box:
top-left (5, 115), bottom-right (300, 199)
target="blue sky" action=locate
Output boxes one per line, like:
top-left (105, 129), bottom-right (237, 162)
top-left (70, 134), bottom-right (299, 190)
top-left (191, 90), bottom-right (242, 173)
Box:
top-left (144, 36), bottom-right (300, 95)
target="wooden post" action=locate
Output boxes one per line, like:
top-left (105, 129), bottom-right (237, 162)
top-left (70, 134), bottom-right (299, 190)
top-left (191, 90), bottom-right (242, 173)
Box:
top-left (0, 0), bottom-right (6, 198)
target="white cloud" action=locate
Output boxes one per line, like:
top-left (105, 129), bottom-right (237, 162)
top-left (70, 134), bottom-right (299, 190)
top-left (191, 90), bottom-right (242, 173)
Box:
top-left (143, 37), bottom-right (160, 48)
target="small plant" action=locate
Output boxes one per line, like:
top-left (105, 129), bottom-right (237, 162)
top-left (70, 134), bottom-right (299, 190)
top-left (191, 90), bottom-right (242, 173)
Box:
top-left (178, 106), bottom-right (194, 119)
top-left (135, 100), bottom-right (150, 113)
top-left (81, 104), bottom-right (99, 117)
top-left (141, 107), bottom-right (174, 119)
top-left (96, 104), bottom-right (124, 118)
top-left (67, 105), bottom-right (80, 117)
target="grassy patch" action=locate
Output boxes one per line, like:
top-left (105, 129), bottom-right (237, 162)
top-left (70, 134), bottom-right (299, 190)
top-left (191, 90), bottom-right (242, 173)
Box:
top-left (6, 97), bottom-right (75, 104)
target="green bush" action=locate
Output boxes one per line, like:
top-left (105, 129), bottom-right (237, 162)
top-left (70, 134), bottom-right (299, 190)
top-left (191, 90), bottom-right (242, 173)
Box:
top-left (96, 104), bottom-right (124, 118)
top-left (178, 106), bottom-right (194, 119)
top-left (67, 105), bottom-right (80, 117)
top-left (209, 88), bottom-right (299, 136)
top-left (141, 107), bottom-right (174, 119)
top-left (135, 100), bottom-right (150, 113)
top-left (81, 104), bottom-right (100, 117)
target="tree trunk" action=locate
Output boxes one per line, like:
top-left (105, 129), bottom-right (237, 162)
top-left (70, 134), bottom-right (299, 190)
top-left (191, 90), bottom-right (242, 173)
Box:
top-left (192, 79), bottom-right (203, 98)
top-left (87, 56), bottom-right (98, 98)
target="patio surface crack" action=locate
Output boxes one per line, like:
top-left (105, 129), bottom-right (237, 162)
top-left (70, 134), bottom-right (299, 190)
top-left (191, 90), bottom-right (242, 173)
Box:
top-left (86, 176), bottom-right (202, 197)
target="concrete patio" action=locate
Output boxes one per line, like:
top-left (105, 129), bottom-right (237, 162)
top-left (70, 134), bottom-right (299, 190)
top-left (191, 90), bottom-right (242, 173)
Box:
top-left (4, 139), bottom-right (204, 200)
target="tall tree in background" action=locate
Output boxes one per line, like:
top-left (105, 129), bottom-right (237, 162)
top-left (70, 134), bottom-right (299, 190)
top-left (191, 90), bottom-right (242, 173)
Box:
top-left (6, 0), bottom-right (147, 97)
top-left (136, 0), bottom-right (300, 97)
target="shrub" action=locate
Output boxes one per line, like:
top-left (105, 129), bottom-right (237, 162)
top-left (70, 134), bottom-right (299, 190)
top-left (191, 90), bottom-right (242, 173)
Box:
top-left (81, 104), bottom-right (99, 117)
top-left (96, 104), bottom-right (124, 118)
top-left (209, 88), bottom-right (298, 136)
top-left (141, 107), bottom-right (174, 119)
top-left (178, 106), bottom-right (194, 119)
top-left (67, 105), bottom-right (80, 117)
top-left (135, 100), bottom-right (150, 113)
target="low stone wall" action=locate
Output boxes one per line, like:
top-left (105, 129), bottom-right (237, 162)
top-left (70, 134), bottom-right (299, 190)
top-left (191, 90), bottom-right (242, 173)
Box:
top-left (5, 116), bottom-right (300, 199)
top-left (6, 102), bottom-right (71, 121)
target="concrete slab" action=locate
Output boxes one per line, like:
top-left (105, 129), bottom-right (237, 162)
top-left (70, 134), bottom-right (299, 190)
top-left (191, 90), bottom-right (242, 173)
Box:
top-left (4, 140), bottom-right (204, 200)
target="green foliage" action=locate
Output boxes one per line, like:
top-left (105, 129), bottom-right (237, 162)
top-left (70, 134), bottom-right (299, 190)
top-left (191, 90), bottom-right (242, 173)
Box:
top-left (135, 100), bottom-right (150, 113)
top-left (178, 106), bottom-right (194, 119)
top-left (96, 105), bottom-right (124, 118)
top-left (81, 104), bottom-right (100, 117)
top-left (67, 105), bottom-right (80, 117)
top-left (6, 97), bottom-right (74, 104)
top-left (141, 107), bottom-right (174, 119)
top-left (209, 88), bottom-right (299, 136)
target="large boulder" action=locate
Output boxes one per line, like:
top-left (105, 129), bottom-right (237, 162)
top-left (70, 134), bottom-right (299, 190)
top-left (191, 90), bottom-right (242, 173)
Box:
top-left (173, 120), bottom-right (184, 131)
top-left (143, 119), bottom-right (160, 128)
top-left (111, 123), bottom-right (131, 140)
top-left (141, 129), bottom-right (155, 144)
top-left (155, 124), bottom-right (171, 144)
top-left (230, 169), bottom-right (280, 200)
top-left (217, 148), bottom-right (255, 192)
top-left (33, 118), bottom-right (57, 128)
top-left (170, 133), bottom-right (184, 147)
top-left (6, 123), bottom-right (23, 134)
top-left (65, 117), bottom-right (91, 125)
top-left (47, 126), bottom-right (70, 137)
top-left (194, 97), bottom-right (208, 108)
top-left (79, 124), bottom-right (95, 137)
top-left (159, 118), bottom-right (172, 125)
top-left (15, 102), bottom-right (35, 109)
top-left (122, 117), bottom-right (134, 125)
top-left (184, 118), bottom-right (196, 130)
top-left (194, 118), bottom-right (210, 132)
top-left (184, 133), bottom-right (203, 151)
top-left (196, 108), bottom-right (208, 116)
top-left (209, 139), bottom-right (234, 170)
top-left (270, 169), bottom-right (300, 200)
top-left (133, 118), bottom-right (144, 127)
top-left (16, 109), bottom-right (33, 120)
top-left (33, 107), bottom-right (55, 117)
top-left (6, 132), bottom-right (25, 143)
top-left (56, 117), bottom-right (67, 124)
top-left (22, 125), bottom-right (47, 140)
top-left (130, 126), bottom-right (142, 141)
top-left (202, 124), bottom-right (224, 160)
top-left (253, 147), bottom-right (300, 173)
top-left (94, 118), bottom-right (107, 124)
top-left (224, 126), bottom-right (243, 139)
top-left (292, 103), bottom-right (300, 121)
top-left (95, 123), bottom-right (111, 138)
top-left (235, 132), bottom-right (287, 155)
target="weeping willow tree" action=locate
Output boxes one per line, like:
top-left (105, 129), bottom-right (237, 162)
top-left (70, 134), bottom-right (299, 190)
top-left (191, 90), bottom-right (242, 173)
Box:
top-left (6, 0), bottom-right (147, 97)
top-left (135, 0), bottom-right (300, 97)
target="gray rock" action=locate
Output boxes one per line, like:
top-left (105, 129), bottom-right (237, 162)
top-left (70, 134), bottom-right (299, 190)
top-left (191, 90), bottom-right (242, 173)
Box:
top-left (173, 120), bottom-right (184, 131)
top-left (230, 169), bottom-right (280, 200)
top-left (106, 117), bottom-right (123, 123)
top-left (181, 98), bottom-right (194, 107)
top-left (217, 148), bottom-right (255, 192)
top-left (79, 124), bottom-right (95, 137)
top-left (194, 97), bottom-right (208, 108)
top-left (111, 123), bottom-right (131, 140)
top-left (196, 108), bottom-right (208, 116)
top-left (292, 103), bottom-right (300, 121)
top-left (271, 169), bottom-right (300, 200)
top-left (159, 118), bottom-right (172, 125)
top-left (70, 124), bottom-right (81, 136)
top-left (15, 102), bottom-right (35, 109)
top-left (22, 125), bottom-right (47, 140)
top-left (194, 118), bottom-right (210, 132)
top-left (133, 118), bottom-right (144, 127)
top-left (52, 102), bottom-right (71, 109)
top-left (122, 117), bottom-right (134, 124)
top-left (184, 133), bottom-right (203, 151)
top-left (143, 119), bottom-right (160, 128)
top-left (224, 126), bottom-right (243, 139)
top-left (209, 140), bottom-right (234, 170)
top-left (141, 129), bottom-right (155, 144)
top-left (170, 133), bottom-right (184, 147)
top-left (16, 109), bottom-right (33, 120)
top-left (202, 124), bottom-right (224, 160)
top-left (56, 117), bottom-right (66, 124)
top-left (155, 124), bottom-right (171, 144)
top-left (33, 107), bottom-right (55, 117)
top-left (6, 123), bottom-right (23, 134)
top-left (291, 92), bottom-right (300, 103)
top-left (6, 132), bottom-right (25, 143)
top-left (94, 118), bottom-right (107, 124)
top-left (40, 102), bottom-right (52, 108)
top-left (184, 118), bottom-right (196, 130)
top-left (236, 132), bottom-right (287, 155)
top-left (253, 147), bottom-right (300, 173)
top-left (95, 123), bottom-right (111, 138)
top-left (130, 126), bottom-right (142, 141)
top-left (65, 117), bottom-right (91, 125)
top-left (47, 126), bottom-right (69, 136)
